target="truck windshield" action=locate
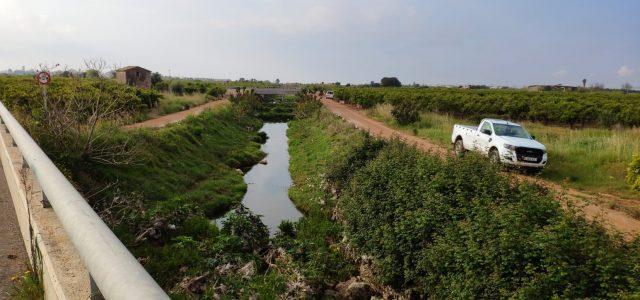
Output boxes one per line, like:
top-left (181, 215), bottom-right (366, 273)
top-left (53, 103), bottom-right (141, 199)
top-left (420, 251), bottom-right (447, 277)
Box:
top-left (493, 124), bottom-right (531, 139)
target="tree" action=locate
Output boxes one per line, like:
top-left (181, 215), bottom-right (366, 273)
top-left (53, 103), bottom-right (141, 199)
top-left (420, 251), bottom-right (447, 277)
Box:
top-left (622, 83), bottom-right (633, 93)
top-left (275, 78), bottom-right (280, 84)
top-left (582, 78), bottom-right (587, 88)
top-left (85, 69), bottom-right (101, 78)
top-left (381, 77), bottom-right (401, 87)
top-left (151, 72), bottom-right (162, 87)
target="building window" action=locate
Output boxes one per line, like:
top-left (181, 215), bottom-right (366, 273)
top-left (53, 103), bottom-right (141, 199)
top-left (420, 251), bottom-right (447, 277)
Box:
top-left (136, 71), bottom-right (140, 77)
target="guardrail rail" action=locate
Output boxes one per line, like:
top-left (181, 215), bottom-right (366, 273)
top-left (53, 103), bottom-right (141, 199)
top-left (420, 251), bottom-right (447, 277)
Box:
top-left (0, 101), bottom-right (168, 300)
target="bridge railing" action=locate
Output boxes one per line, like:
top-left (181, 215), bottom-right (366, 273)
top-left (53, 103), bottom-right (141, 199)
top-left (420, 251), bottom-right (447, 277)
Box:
top-left (0, 101), bottom-right (168, 300)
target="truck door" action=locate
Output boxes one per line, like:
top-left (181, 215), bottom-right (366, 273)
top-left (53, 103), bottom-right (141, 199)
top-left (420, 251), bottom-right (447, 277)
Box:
top-left (476, 121), bottom-right (493, 154)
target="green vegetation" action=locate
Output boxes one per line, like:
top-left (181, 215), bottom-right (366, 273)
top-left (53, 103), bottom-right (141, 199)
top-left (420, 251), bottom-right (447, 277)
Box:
top-left (333, 140), bottom-right (640, 298)
top-left (286, 106), bottom-right (640, 298)
top-left (335, 86), bottom-right (640, 126)
top-left (391, 99), bottom-right (420, 125)
top-left (284, 108), bottom-right (362, 292)
top-left (157, 92), bottom-right (210, 115)
top-left (0, 75), bottom-right (148, 115)
top-left (629, 155), bottom-right (640, 191)
top-left (367, 103), bottom-right (640, 199)
top-left (8, 270), bottom-right (43, 300)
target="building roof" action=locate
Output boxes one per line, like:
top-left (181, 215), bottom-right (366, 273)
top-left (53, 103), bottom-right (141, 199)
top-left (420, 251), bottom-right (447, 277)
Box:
top-left (116, 66), bottom-right (151, 73)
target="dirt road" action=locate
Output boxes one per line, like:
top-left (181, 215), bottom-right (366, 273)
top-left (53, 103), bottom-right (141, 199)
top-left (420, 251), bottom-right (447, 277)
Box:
top-left (123, 99), bottom-right (230, 130)
top-left (321, 98), bottom-right (640, 238)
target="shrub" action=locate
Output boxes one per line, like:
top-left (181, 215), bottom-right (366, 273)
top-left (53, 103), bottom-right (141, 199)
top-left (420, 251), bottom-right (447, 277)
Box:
top-left (221, 205), bottom-right (269, 253)
top-left (206, 86), bottom-right (226, 98)
top-left (391, 100), bottom-right (421, 125)
top-left (294, 94), bottom-right (322, 119)
top-left (136, 88), bottom-right (161, 108)
top-left (335, 139), bottom-right (640, 297)
top-left (169, 80), bottom-right (185, 95)
top-left (627, 154), bottom-right (640, 191)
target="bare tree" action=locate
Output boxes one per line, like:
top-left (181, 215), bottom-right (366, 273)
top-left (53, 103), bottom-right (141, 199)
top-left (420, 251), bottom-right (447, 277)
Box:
top-left (40, 58), bottom-right (139, 166)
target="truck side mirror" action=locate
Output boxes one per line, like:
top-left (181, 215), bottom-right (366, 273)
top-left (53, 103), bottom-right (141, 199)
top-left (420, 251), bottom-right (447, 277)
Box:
top-left (531, 135), bottom-right (536, 140)
top-left (482, 129), bottom-right (492, 135)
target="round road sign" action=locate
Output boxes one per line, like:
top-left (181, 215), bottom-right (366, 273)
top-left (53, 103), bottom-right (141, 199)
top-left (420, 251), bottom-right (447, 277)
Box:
top-left (36, 71), bottom-right (51, 85)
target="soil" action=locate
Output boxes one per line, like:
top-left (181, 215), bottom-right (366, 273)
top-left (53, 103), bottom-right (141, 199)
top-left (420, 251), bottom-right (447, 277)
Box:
top-left (321, 98), bottom-right (640, 239)
top-left (0, 161), bottom-right (28, 299)
top-left (123, 99), bottom-right (230, 130)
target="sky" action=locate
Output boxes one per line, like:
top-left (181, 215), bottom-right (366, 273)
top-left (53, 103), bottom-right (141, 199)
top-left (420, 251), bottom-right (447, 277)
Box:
top-left (1, 0), bottom-right (639, 87)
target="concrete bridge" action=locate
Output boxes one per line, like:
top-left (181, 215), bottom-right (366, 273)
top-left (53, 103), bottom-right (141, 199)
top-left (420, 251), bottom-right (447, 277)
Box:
top-left (0, 102), bottom-right (168, 299)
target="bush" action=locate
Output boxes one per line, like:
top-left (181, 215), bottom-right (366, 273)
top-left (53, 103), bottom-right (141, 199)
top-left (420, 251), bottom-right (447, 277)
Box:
top-left (169, 81), bottom-right (185, 95)
top-left (294, 94), bottom-right (322, 119)
top-left (335, 139), bottom-right (640, 297)
top-left (136, 88), bottom-right (161, 108)
top-left (206, 86), bottom-right (226, 98)
top-left (628, 154), bottom-right (640, 191)
top-left (391, 100), bottom-right (421, 125)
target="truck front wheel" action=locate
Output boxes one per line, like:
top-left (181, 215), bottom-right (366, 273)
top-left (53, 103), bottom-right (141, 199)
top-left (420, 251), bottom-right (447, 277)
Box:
top-left (453, 139), bottom-right (465, 157)
top-left (489, 148), bottom-right (501, 164)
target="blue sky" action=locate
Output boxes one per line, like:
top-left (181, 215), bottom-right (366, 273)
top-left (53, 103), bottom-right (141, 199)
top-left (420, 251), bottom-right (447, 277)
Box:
top-left (1, 0), bottom-right (638, 87)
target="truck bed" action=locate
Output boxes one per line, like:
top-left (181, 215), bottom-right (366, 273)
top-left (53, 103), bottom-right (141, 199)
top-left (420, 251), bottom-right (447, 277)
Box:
top-left (456, 125), bottom-right (476, 130)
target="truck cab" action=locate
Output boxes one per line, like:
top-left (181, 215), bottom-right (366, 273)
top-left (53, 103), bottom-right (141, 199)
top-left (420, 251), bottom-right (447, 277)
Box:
top-left (451, 119), bottom-right (548, 170)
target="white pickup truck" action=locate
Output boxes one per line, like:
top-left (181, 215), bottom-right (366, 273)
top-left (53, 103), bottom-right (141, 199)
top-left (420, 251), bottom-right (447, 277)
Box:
top-left (451, 118), bottom-right (547, 170)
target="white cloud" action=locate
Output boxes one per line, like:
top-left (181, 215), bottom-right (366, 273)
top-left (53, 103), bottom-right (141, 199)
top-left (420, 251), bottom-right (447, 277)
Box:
top-left (617, 65), bottom-right (634, 77)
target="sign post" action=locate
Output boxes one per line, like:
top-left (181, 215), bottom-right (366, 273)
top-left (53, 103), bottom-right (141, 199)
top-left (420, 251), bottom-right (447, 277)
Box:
top-left (35, 71), bottom-right (51, 111)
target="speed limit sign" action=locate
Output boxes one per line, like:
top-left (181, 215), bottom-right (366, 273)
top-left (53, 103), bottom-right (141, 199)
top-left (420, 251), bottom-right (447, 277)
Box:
top-left (35, 71), bottom-right (51, 85)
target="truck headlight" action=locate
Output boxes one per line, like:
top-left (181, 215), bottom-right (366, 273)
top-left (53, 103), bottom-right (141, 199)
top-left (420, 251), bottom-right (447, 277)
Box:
top-left (503, 144), bottom-right (516, 150)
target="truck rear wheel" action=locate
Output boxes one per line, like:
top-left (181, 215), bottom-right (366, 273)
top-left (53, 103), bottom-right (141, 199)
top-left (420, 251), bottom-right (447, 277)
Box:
top-left (453, 139), bottom-right (465, 157)
top-left (489, 148), bottom-right (501, 164)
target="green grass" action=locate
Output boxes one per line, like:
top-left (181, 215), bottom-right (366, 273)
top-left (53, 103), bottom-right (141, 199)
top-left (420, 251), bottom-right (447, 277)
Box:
top-left (8, 269), bottom-right (43, 300)
top-left (366, 103), bottom-right (640, 199)
top-left (158, 92), bottom-right (210, 115)
top-left (71, 108), bottom-right (271, 292)
top-left (282, 110), bottom-right (361, 291)
top-left (86, 108), bottom-right (265, 218)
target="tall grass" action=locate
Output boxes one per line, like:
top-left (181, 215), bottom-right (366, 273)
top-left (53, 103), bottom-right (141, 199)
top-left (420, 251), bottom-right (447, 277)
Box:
top-left (366, 103), bottom-right (640, 198)
top-left (158, 92), bottom-right (210, 115)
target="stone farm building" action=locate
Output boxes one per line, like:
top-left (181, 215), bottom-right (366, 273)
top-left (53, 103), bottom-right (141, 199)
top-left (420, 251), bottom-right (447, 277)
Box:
top-left (115, 66), bottom-right (151, 89)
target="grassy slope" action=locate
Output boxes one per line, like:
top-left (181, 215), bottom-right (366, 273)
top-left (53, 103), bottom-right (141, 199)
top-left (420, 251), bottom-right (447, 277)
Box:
top-left (87, 108), bottom-right (265, 218)
top-left (285, 110), bottom-right (360, 290)
top-left (367, 103), bottom-right (640, 199)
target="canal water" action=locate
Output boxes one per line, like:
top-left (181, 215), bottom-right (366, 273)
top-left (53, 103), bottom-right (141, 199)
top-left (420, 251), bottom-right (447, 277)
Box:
top-left (216, 123), bottom-right (302, 235)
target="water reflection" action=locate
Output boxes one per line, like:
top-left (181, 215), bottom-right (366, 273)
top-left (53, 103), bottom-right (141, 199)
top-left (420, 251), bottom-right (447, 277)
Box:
top-left (216, 123), bottom-right (302, 235)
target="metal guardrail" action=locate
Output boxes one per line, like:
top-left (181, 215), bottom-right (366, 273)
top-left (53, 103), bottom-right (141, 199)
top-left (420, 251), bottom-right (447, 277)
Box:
top-left (0, 101), bottom-right (168, 300)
